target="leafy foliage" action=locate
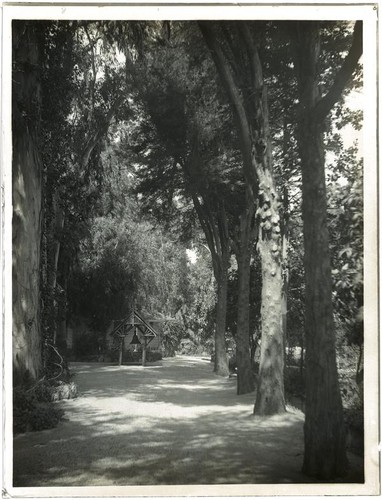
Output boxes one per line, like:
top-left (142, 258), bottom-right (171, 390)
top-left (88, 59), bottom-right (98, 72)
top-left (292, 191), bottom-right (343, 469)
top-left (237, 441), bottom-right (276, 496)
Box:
top-left (327, 146), bottom-right (363, 347)
top-left (13, 387), bottom-right (67, 434)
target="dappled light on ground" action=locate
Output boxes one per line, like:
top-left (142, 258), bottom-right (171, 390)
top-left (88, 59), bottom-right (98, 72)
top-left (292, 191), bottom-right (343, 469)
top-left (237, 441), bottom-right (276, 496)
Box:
top-left (13, 356), bottom-right (363, 486)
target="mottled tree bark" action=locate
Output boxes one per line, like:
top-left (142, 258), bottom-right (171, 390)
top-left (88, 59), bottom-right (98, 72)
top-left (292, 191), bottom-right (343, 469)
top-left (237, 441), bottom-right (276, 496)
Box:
top-left (199, 22), bottom-right (286, 410)
top-left (12, 22), bottom-right (43, 384)
top-left (254, 169), bottom-right (285, 414)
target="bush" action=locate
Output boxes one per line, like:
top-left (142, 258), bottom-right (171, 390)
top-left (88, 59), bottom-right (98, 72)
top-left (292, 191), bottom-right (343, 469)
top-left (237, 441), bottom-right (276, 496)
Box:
top-left (50, 381), bottom-right (79, 401)
top-left (146, 351), bottom-right (162, 362)
top-left (124, 350), bottom-right (142, 363)
top-left (29, 404), bottom-right (65, 431)
top-left (31, 378), bottom-right (79, 403)
top-left (13, 388), bottom-right (65, 434)
top-left (13, 372), bottom-right (78, 434)
top-left (338, 373), bottom-right (362, 410)
top-left (121, 349), bottom-right (162, 363)
top-left (177, 339), bottom-right (205, 356)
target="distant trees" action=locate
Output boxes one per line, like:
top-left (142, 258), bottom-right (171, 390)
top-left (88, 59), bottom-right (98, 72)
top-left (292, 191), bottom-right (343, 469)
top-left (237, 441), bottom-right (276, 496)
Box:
top-left (127, 28), bottom-right (234, 376)
top-left (68, 211), bottom-right (192, 332)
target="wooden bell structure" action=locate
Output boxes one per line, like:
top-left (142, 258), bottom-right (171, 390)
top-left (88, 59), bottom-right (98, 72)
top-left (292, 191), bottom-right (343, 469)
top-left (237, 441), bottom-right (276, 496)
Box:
top-left (110, 309), bottom-right (158, 366)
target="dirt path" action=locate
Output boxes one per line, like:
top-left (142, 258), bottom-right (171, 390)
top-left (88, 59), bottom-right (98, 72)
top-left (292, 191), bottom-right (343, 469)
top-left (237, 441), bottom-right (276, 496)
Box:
top-left (13, 356), bottom-right (363, 487)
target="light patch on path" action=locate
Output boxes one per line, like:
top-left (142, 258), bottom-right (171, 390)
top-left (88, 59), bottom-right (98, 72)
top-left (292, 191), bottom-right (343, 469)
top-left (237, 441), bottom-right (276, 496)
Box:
top-left (13, 356), bottom-right (363, 487)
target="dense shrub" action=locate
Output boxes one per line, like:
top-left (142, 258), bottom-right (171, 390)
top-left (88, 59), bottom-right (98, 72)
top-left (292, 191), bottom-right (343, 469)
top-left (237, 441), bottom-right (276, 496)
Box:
top-left (122, 349), bottom-right (162, 363)
top-left (338, 372), bottom-right (362, 409)
top-left (13, 388), bottom-right (65, 434)
top-left (282, 361), bottom-right (364, 456)
top-left (29, 405), bottom-right (65, 431)
top-left (176, 339), bottom-right (209, 356)
top-left (147, 351), bottom-right (162, 362)
top-left (13, 372), bottom-right (78, 434)
top-left (31, 377), bottom-right (79, 402)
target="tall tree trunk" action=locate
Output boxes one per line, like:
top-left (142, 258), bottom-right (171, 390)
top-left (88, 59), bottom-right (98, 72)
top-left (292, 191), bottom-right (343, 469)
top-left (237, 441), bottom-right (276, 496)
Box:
top-left (290, 20), bottom-right (362, 479)
top-left (41, 188), bottom-right (65, 357)
top-left (281, 186), bottom-right (289, 375)
top-left (298, 119), bottom-right (347, 478)
top-left (234, 201), bottom-right (255, 395)
top-left (214, 251), bottom-right (230, 377)
top-left (199, 21), bottom-right (285, 411)
top-left (184, 147), bottom-right (230, 377)
top-left (254, 169), bottom-right (285, 414)
top-left (12, 22), bottom-right (43, 385)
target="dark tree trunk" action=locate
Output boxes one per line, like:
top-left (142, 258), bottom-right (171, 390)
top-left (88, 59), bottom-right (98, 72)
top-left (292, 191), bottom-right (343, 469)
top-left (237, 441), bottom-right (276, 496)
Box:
top-left (214, 251), bottom-right (230, 377)
top-left (41, 188), bottom-right (65, 365)
top-left (234, 203), bottom-right (255, 395)
top-left (12, 22), bottom-right (43, 385)
top-left (290, 21), bottom-right (363, 479)
top-left (183, 145), bottom-right (230, 377)
top-left (281, 187), bottom-right (289, 378)
top-left (298, 119), bottom-right (347, 478)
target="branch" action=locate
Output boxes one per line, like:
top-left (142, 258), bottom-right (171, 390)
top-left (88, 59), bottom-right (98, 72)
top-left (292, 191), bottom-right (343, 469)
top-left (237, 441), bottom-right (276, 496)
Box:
top-left (191, 192), bottom-right (219, 274)
top-left (220, 22), bottom-right (241, 77)
top-left (80, 94), bottom-right (125, 169)
top-left (240, 23), bottom-right (263, 92)
top-left (84, 24), bottom-right (97, 117)
top-left (182, 142), bottom-right (219, 264)
top-left (198, 21), bottom-right (256, 188)
top-left (315, 21), bottom-right (363, 123)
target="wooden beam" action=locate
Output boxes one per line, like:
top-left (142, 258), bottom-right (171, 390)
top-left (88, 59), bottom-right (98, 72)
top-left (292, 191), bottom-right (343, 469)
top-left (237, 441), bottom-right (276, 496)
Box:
top-left (142, 337), bottom-right (147, 367)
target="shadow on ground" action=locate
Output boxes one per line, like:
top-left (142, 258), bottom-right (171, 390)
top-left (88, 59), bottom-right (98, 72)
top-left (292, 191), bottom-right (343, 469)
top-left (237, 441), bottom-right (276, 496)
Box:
top-left (13, 357), bottom-right (364, 487)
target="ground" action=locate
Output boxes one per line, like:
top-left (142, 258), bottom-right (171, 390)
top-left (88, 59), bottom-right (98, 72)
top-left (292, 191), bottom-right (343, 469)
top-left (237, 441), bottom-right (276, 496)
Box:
top-left (13, 356), bottom-right (363, 487)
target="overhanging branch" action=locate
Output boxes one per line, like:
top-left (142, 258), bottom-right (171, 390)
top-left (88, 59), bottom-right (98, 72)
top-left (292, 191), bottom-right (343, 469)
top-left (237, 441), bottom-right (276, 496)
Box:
top-left (198, 21), bottom-right (256, 189)
top-left (314, 21), bottom-right (363, 123)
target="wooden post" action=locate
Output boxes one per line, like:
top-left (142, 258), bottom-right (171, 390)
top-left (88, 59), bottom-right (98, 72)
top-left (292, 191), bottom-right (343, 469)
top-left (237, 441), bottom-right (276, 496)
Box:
top-left (142, 337), bottom-right (147, 367)
top-left (118, 337), bottom-right (123, 366)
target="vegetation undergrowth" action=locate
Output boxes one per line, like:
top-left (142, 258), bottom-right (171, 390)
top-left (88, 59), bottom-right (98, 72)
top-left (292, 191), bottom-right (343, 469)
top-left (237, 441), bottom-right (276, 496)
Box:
top-left (283, 345), bottom-right (363, 457)
top-left (13, 373), bottom-right (78, 434)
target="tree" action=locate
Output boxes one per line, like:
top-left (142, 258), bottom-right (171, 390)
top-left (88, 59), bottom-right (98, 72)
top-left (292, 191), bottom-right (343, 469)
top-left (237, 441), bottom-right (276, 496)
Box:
top-left (199, 21), bottom-right (286, 410)
top-left (289, 20), bottom-right (362, 479)
top-left (127, 30), bottom-right (232, 376)
top-left (40, 21), bottom-right (131, 368)
top-left (38, 21), bottom-right (77, 374)
top-left (67, 144), bottom-right (193, 349)
top-left (12, 20), bottom-right (134, 381)
top-left (12, 21), bottom-right (44, 384)
top-left (230, 188), bottom-right (257, 394)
